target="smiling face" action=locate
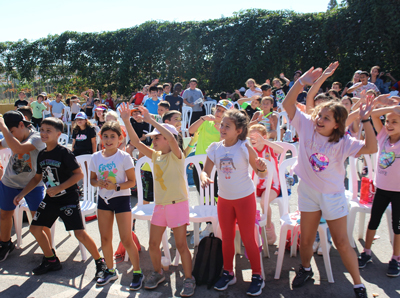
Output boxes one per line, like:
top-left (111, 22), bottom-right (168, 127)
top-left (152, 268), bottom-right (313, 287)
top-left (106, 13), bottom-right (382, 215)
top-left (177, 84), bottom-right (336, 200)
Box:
top-left (315, 107), bottom-right (339, 137)
top-left (189, 82), bottom-right (197, 90)
top-left (151, 134), bottom-right (170, 152)
top-left (220, 117), bottom-right (241, 141)
top-left (40, 123), bottom-right (60, 144)
top-left (165, 114), bottom-right (182, 131)
top-left (385, 112), bottom-right (400, 138)
top-left (101, 129), bottom-right (122, 150)
top-left (157, 106), bottom-right (168, 116)
top-left (261, 98), bottom-right (272, 113)
top-left (247, 80), bottom-right (255, 89)
top-left (371, 68), bottom-right (379, 77)
top-left (214, 106), bottom-right (226, 123)
top-left (150, 90), bottom-right (158, 99)
top-left (360, 74), bottom-right (369, 85)
top-left (353, 73), bottom-right (360, 83)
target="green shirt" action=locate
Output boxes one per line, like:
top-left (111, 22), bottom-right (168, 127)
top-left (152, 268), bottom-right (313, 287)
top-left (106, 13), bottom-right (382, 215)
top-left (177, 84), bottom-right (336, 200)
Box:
top-left (195, 121), bottom-right (220, 155)
top-left (31, 101), bottom-right (47, 119)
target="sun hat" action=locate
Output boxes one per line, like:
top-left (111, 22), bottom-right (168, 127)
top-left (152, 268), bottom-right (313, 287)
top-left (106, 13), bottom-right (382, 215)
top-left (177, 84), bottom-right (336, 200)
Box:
top-left (145, 123), bottom-right (179, 137)
top-left (75, 112), bottom-right (87, 120)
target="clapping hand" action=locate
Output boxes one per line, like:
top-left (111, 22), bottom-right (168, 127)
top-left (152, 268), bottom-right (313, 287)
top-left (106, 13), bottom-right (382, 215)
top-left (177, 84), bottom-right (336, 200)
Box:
top-left (359, 94), bottom-right (374, 120)
top-left (298, 67), bottom-right (323, 86)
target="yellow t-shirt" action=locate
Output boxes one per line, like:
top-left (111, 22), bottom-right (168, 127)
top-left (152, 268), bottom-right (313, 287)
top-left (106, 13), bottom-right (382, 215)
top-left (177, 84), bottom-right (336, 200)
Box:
top-left (151, 150), bottom-right (188, 205)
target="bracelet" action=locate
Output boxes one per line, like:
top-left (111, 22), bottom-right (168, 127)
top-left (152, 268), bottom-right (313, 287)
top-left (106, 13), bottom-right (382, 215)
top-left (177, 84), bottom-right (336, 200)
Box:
top-left (200, 117), bottom-right (205, 122)
top-left (298, 78), bottom-right (305, 86)
top-left (257, 168), bottom-right (266, 173)
top-left (188, 144), bottom-right (195, 148)
top-left (361, 118), bottom-right (371, 123)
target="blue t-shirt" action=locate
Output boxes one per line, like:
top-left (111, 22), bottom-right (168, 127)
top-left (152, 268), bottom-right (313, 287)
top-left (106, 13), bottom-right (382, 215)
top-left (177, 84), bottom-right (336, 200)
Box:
top-left (144, 98), bottom-right (160, 114)
top-left (50, 101), bottom-right (66, 114)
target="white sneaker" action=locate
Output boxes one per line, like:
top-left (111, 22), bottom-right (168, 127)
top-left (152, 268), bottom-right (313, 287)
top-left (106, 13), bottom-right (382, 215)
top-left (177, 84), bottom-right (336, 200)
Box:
top-left (313, 241), bottom-right (320, 253)
top-left (317, 242), bottom-right (331, 255)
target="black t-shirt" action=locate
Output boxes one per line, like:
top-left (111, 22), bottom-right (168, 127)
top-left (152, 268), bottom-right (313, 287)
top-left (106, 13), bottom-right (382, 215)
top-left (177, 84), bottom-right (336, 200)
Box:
top-left (15, 99), bottom-right (29, 108)
top-left (345, 81), bottom-right (354, 97)
top-left (129, 118), bottom-right (151, 146)
top-left (242, 103), bottom-right (260, 120)
top-left (72, 126), bottom-right (96, 155)
top-left (165, 94), bottom-right (183, 112)
top-left (36, 145), bottom-right (80, 196)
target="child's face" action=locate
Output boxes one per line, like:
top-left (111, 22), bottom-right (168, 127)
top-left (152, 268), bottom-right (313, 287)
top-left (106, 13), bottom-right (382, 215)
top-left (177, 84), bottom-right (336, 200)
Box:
top-left (273, 80), bottom-right (281, 88)
top-left (315, 107), bottom-right (338, 137)
top-left (249, 130), bottom-right (266, 147)
top-left (143, 87), bottom-right (148, 95)
top-left (165, 114), bottom-right (182, 130)
top-left (96, 110), bottom-right (104, 118)
top-left (220, 117), bottom-right (241, 141)
top-left (150, 91), bottom-right (158, 98)
top-left (385, 113), bottom-right (400, 137)
top-left (157, 106), bottom-right (168, 116)
top-left (366, 92), bottom-right (376, 100)
top-left (40, 123), bottom-right (61, 144)
top-left (360, 74), bottom-right (368, 84)
top-left (371, 68), bottom-right (379, 77)
top-left (332, 84), bottom-right (341, 92)
top-left (151, 134), bottom-right (169, 151)
top-left (251, 99), bottom-right (261, 109)
top-left (105, 115), bottom-right (117, 122)
top-left (76, 118), bottom-right (86, 127)
top-left (214, 106), bottom-right (226, 122)
top-left (157, 89), bottom-right (163, 97)
top-left (101, 130), bottom-right (122, 149)
top-left (132, 111), bottom-right (142, 121)
top-left (341, 98), bottom-right (352, 114)
top-left (9, 123), bottom-right (26, 142)
top-left (261, 99), bottom-right (272, 112)
top-left (353, 73), bottom-right (360, 82)
top-left (262, 89), bottom-right (272, 97)
top-left (247, 81), bottom-right (255, 89)
top-left (163, 86), bottom-right (171, 93)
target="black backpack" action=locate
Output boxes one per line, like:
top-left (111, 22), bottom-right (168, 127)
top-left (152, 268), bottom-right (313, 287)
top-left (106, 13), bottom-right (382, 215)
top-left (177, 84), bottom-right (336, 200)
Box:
top-left (192, 233), bottom-right (223, 289)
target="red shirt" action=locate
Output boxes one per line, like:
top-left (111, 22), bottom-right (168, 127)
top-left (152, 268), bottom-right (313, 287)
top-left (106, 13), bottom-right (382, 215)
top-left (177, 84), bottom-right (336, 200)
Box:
top-left (105, 98), bottom-right (115, 110)
top-left (133, 92), bottom-right (145, 105)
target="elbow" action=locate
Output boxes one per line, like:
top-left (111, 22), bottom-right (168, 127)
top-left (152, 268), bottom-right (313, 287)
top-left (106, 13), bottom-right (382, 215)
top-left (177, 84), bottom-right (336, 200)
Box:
top-left (77, 172), bottom-right (84, 181)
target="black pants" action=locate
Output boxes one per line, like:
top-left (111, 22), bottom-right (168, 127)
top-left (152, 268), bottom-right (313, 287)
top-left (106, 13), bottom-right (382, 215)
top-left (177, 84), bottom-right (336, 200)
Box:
top-left (192, 162), bottom-right (219, 201)
top-left (190, 110), bottom-right (205, 125)
top-left (32, 117), bottom-right (42, 129)
top-left (368, 188), bottom-right (400, 234)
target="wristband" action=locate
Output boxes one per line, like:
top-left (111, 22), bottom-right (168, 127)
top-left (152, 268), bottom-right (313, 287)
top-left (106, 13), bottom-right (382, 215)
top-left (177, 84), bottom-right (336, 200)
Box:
top-left (361, 118), bottom-right (371, 123)
top-left (257, 168), bottom-right (266, 173)
top-left (188, 144), bottom-right (195, 148)
top-left (298, 78), bottom-right (305, 86)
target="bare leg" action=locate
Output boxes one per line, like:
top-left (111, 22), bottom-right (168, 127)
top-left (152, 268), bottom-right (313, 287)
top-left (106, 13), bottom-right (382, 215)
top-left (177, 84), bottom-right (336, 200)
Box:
top-left (97, 209), bottom-right (114, 269)
top-left (149, 224), bottom-right (166, 274)
top-left (30, 225), bottom-right (53, 257)
top-left (299, 211), bottom-right (321, 268)
top-left (172, 225), bottom-right (192, 279)
top-left (74, 230), bottom-right (101, 259)
top-left (0, 210), bottom-right (14, 242)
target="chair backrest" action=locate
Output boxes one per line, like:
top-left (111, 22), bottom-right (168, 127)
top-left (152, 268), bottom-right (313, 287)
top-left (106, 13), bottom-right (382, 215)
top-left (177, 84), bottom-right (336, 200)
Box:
top-left (276, 112), bottom-right (282, 141)
top-left (181, 106), bottom-right (193, 137)
top-left (233, 101), bottom-right (241, 110)
top-left (252, 159), bottom-right (275, 206)
top-left (278, 157), bottom-right (297, 215)
top-left (274, 141), bottom-right (298, 166)
top-left (58, 133), bottom-right (69, 147)
top-left (203, 101), bottom-right (216, 115)
top-left (185, 154), bottom-right (216, 206)
top-left (63, 106), bottom-right (72, 122)
top-left (348, 155), bottom-right (374, 201)
top-left (135, 156), bottom-right (154, 205)
top-left (76, 154), bottom-right (96, 203)
top-left (279, 111), bottom-right (296, 140)
top-left (0, 148), bottom-right (12, 170)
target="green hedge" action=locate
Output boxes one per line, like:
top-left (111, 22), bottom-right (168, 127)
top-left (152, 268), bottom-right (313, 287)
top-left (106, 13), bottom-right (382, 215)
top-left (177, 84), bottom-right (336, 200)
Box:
top-left (1, 0), bottom-right (399, 96)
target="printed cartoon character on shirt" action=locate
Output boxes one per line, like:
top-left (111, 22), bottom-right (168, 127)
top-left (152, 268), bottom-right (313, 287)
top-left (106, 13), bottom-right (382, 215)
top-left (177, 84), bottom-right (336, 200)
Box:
top-left (43, 166), bottom-right (60, 188)
top-left (76, 134), bottom-right (88, 141)
top-left (275, 89), bottom-right (285, 104)
top-left (98, 161), bottom-right (118, 184)
top-left (12, 153), bottom-right (32, 174)
top-left (378, 137), bottom-right (400, 171)
top-left (220, 154), bottom-right (236, 179)
top-left (309, 153), bottom-right (329, 172)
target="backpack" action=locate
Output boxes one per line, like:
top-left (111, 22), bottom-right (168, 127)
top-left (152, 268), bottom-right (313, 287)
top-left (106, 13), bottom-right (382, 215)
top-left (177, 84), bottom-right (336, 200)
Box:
top-left (192, 233), bottom-right (223, 289)
top-left (114, 231), bottom-right (141, 260)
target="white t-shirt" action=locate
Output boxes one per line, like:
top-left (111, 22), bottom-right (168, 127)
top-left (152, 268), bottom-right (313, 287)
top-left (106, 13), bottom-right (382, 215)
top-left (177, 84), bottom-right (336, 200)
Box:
top-left (353, 82), bottom-right (380, 97)
top-left (89, 149), bottom-right (134, 201)
top-left (207, 139), bottom-right (255, 200)
top-left (290, 109), bottom-right (364, 194)
top-left (244, 88), bottom-right (262, 98)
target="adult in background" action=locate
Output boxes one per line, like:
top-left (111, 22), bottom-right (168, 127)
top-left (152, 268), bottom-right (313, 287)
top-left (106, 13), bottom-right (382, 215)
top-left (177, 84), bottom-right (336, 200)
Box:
top-left (14, 91), bottom-right (29, 109)
top-left (80, 89), bottom-right (96, 118)
top-left (165, 83), bottom-right (184, 112)
top-left (182, 78), bottom-right (204, 124)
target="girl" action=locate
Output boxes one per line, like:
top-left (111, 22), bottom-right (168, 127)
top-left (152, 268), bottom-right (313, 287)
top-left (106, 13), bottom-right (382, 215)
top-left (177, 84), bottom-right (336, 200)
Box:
top-left (103, 110), bottom-right (126, 151)
top-left (244, 78), bottom-right (262, 98)
top-left (81, 89), bottom-right (95, 118)
top-left (119, 103), bottom-right (196, 297)
top-left (250, 96), bottom-right (278, 140)
top-left (249, 124), bottom-right (283, 245)
top-left (89, 121), bottom-right (142, 289)
top-left (69, 95), bottom-right (82, 124)
top-left (201, 109), bottom-right (268, 296)
top-left (342, 70), bottom-right (361, 98)
top-left (71, 112), bottom-right (97, 156)
top-left (358, 103), bottom-right (400, 277)
top-left (94, 105), bottom-right (107, 129)
top-left (282, 65), bottom-right (377, 298)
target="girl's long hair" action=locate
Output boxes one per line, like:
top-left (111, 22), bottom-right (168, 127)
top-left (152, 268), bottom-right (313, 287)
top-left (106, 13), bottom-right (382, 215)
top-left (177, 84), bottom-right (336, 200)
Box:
top-left (73, 118), bottom-right (92, 133)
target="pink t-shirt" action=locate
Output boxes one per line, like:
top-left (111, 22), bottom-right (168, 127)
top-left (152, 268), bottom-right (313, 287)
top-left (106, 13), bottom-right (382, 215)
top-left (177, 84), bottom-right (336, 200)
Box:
top-left (291, 109), bottom-right (364, 194)
top-left (375, 128), bottom-right (400, 191)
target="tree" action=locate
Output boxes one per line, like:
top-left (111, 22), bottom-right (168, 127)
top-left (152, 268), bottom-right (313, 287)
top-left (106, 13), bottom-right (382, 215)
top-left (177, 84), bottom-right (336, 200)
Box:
top-left (327, 0), bottom-right (338, 10)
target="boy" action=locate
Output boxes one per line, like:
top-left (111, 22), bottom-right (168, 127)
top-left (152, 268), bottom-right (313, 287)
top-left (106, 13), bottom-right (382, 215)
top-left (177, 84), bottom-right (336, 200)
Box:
top-left (129, 85), bottom-right (149, 106)
top-left (126, 109), bottom-right (151, 155)
top-left (157, 101), bottom-right (170, 118)
top-left (29, 94), bottom-right (47, 129)
top-left (144, 86), bottom-right (160, 115)
top-left (50, 94), bottom-right (66, 120)
top-left (13, 117), bottom-right (106, 276)
top-left (347, 71), bottom-right (380, 97)
top-left (332, 81), bottom-right (342, 94)
top-left (17, 106), bottom-right (33, 122)
top-left (241, 96), bottom-right (261, 120)
top-left (162, 83), bottom-right (171, 100)
top-left (0, 111), bottom-right (47, 262)
top-left (14, 91), bottom-right (29, 109)
top-left (162, 110), bottom-right (182, 132)
top-left (157, 85), bottom-right (163, 99)
top-left (165, 83), bottom-right (184, 112)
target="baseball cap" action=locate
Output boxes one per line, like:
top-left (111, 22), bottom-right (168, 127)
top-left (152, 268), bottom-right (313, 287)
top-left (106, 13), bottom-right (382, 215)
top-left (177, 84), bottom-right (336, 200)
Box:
top-left (95, 105), bottom-right (107, 111)
top-left (146, 123), bottom-right (179, 137)
top-left (75, 112), bottom-right (87, 120)
top-left (294, 70), bottom-right (302, 75)
top-left (3, 110), bottom-right (33, 127)
top-left (217, 100), bottom-right (234, 110)
top-left (238, 87), bottom-right (246, 92)
top-left (355, 70), bottom-right (362, 74)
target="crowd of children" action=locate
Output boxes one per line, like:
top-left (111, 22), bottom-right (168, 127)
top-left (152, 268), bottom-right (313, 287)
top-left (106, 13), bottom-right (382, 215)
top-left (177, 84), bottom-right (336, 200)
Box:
top-left (0, 62), bottom-right (399, 298)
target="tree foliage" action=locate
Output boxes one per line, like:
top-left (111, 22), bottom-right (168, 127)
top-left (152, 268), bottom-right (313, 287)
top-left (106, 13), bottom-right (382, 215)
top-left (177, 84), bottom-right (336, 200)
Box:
top-left (0, 0), bottom-right (398, 96)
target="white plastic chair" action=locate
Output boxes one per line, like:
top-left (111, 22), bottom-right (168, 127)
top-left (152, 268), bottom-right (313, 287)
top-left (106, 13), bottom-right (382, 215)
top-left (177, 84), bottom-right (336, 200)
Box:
top-left (347, 156), bottom-right (394, 247)
top-left (233, 101), bottom-right (241, 110)
top-left (181, 106), bottom-right (193, 137)
top-left (203, 101), bottom-right (216, 115)
top-left (0, 148), bottom-right (11, 168)
top-left (274, 157), bottom-right (334, 283)
top-left (58, 133), bottom-right (69, 147)
top-left (63, 107), bottom-right (72, 139)
top-left (279, 111), bottom-right (296, 143)
top-left (14, 198), bottom-right (34, 249)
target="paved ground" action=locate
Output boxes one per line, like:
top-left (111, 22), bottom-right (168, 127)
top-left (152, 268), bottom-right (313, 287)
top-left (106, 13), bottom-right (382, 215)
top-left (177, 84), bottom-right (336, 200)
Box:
top-left (0, 151), bottom-right (399, 298)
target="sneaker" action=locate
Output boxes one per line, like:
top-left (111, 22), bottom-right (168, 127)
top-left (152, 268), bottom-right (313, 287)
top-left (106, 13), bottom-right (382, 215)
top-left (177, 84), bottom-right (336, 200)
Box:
top-left (246, 274), bottom-right (265, 296)
top-left (387, 259), bottom-right (400, 277)
top-left (144, 271), bottom-right (165, 289)
top-left (358, 252), bottom-right (372, 268)
top-left (130, 272), bottom-right (145, 290)
top-left (97, 269), bottom-right (118, 286)
top-left (312, 241), bottom-right (320, 253)
top-left (317, 242), bottom-right (332, 256)
top-left (292, 265), bottom-right (313, 288)
top-left (32, 257), bottom-right (62, 275)
top-left (265, 223), bottom-right (277, 245)
top-left (354, 286), bottom-right (368, 298)
top-left (0, 241), bottom-right (15, 262)
top-left (95, 258), bottom-right (107, 279)
top-left (180, 277), bottom-right (196, 297)
top-left (214, 270), bottom-right (236, 291)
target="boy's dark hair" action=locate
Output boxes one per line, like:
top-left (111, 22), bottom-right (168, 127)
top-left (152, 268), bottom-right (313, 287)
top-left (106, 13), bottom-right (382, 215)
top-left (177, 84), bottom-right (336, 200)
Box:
top-left (94, 98), bottom-right (100, 103)
top-left (158, 101), bottom-right (170, 109)
top-left (162, 83), bottom-right (170, 89)
top-left (65, 98), bottom-right (70, 106)
top-left (71, 95), bottom-right (78, 100)
top-left (220, 92), bottom-right (227, 99)
top-left (101, 121), bottom-right (122, 137)
top-left (332, 81), bottom-right (342, 89)
top-left (149, 86), bottom-right (158, 93)
top-left (41, 117), bottom-right (64, 132)
top-left (17, 106), bottom-right (33, 121)
top-left (162, 110), bottom-right (181, 123)
top-left (173, 82), bottom-right (183, 93)
top-left (360, 71), bottom-right (370, 77)
top-left (328, 89), bottom-right (341, 99)
top-left (157, 85), bottom-right (163, 91)
top-left (261, 83), bottom-right (272, 91)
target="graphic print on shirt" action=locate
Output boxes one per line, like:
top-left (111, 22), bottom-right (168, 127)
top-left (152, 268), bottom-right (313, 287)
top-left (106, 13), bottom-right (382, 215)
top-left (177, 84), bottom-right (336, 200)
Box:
top-left (219, 154), bottom-right (236, 179)
top-left (309, 153), bottom-right (329, 172)
top-left (378, 138), bottom-right (400, 170)
top-left (39, 159), bottom-right (66, 197)
top-left (154, 164), bottom-right (167, 190)
top-left (275, 89), bottom-right (285, 103)
top-left (98, 162), bottom-right (118, 184)
top-left (12, 153), bottom-right (32, 174)
top-left (76, 134), bottom-right (88, 141)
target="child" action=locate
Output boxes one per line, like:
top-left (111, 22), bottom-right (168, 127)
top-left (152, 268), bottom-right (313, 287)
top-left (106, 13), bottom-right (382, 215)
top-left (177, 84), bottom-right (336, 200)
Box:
top-left (89, 121), bottom-right (142, 289)
top-left (70, 95), bottom-right (82, 123)
top-left (282, 65), bottom-right (377, 298)
top-left (50, 94), bottom-right (66, 120)
top-left (165, 83), bottom-right (184, 112)
top-left (0, 111), bottom-right (47, 262)
top-left (119, 103), bottom-right (196, 297)
top-left (94, 105), bottom-right (107, 129)
top-left (104, 110), bottom-right (127, 151)
top-left (144, 86), bottom-right (161, 115)
top-left (241, 96), bottom-right (261, 120)
top-left (332, 81), bottom-right (342, 94)
top-left (162, 83), bottom-right (171, 100)
top-left (250, 96), bottom-right (278, 140)
top-left (249, 124), bottom-right (283, 244)
top-left (358, 104), bottom-right (400, 277)
top-left (80, 89), bottom-right (95, 118)
top-left (71, 112), bottom-right (97, 156)
top-left (157, 101), bottom-right (170, 118)
top-left (347, 71), bottom-right (380, 98)
top-left (13, 117), bottom-right (106, 277)
top-left (126, 108), bottom-right (151, 156)
top-left (29, 94), bottom-right (48, 129)
top-left (200, 109), bottom-right (267, 296)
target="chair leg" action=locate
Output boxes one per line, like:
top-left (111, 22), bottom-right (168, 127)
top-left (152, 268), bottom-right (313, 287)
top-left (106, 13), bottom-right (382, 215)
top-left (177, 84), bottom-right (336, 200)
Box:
top-left (234, 229), bottom-right (242, 255)
top-left (318, 224), bottom-right (334, 283)
top-left (358, 213), bottom-right (366, 240)
top-left (51, 221), bottom-right (56, 249)
top-left (13, 209), bottom-right (22, 249)
top-left (261, 227), bottom-right (270, 258)
top-left (255, 225), bottom-right (265, 279)
top-left (347, 209), bottom-right (357, 248)
top-left (275, 224), bottom-right (289, 279)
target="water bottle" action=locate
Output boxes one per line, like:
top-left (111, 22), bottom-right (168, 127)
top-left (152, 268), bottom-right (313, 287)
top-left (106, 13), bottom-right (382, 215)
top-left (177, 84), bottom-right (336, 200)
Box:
top-left (285, 172), bottom-right (294, 195)
top-left (282, 130), bottom-right (292, 142)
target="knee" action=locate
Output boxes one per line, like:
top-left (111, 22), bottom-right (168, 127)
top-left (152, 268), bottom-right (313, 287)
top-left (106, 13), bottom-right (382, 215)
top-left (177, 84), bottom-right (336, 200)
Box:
top-left (74, 230), bottom-right (86, 241)
top-left (0, 210), bottom-right (13, 221)
top-left (175, 239), bottom-right (188, 253)
top-left (29, 225), bottom-right (42, 236)
top-left (100, 235), bottom-right (112, 245)
top-left (148, 239), bottom-right (160, 250)
top-left (120, 235), bottom-right (134, 248)
top-left (300, 234), bottom-right (315, 247)
top-left (332, 236), bottom-right (350, 251)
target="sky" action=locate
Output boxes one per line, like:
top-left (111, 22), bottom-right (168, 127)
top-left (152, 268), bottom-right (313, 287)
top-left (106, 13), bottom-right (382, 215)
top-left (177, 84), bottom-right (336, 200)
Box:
top-left (1, 0), bottom-right (337, 42)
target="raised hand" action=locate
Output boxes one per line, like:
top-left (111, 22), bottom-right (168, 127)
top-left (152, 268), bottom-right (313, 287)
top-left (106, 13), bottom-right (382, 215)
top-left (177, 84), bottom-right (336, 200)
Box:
top-left (118, 102), bottom-right (132, 121)
top-left (280, 73), bottom-right (285, 79)
top-left (266, 79), bottom-right (271, 85)
top-left (359, 94), bottom-right (374, 120)
top-left (298, 67), bottom-right (323, 86)
top-left (322, 61), bottom-right (339, 78)
top-left (376, 94), bottom-right (396, 106)
top-left (137, 106), bottom-right (152, 123)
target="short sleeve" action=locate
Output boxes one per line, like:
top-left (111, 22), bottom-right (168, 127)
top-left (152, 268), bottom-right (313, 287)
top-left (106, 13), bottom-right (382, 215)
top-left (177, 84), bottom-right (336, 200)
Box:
top-left (376, 127), bottom-right (388, 143)
top-left (72, 130), bottom-right (77, 139)
top-left (63, 149), bottom-right (80, 172)
top-left (40, 103), bottom-right (47, 111)
top-left (29, 133), bottom-right (46, 151)
top-left (182, 90), bottom-right (188, 100)
top-left (151, 150), bottom-right (162, 164)
top-left (36, 152), bottom-right (43, 175)
top-left (123, 152), bottom-right (134, 171)
top-left (240, 140), bottom-right (250, 162)
top-left (206, 142), bottom-right (218, 164)
top-left (342, 135), bottom-right (365, 158)
top-left (88, 126), bottom-right (96, 139)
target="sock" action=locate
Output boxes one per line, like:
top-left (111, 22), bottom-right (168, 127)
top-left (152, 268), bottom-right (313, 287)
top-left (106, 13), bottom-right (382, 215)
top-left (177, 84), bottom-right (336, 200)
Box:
top-left (133, 269), bottom-right (142, 274)
top-left (353, 284), bottom-right (365, 289)
top-left (363, 248), bottom-right (372, 255)
top-left (108, 268), bottom-right (115, 273)
top-left (392, 255), bottom-right (400, 262)
top-left (303, 266), bottom-right (311, 271)
top-left (95, 257), bottom-right (104, 262)
top-left (228, 271), bottom-right (234, 276)
top-left (45, 255), bottom-right (56, 262)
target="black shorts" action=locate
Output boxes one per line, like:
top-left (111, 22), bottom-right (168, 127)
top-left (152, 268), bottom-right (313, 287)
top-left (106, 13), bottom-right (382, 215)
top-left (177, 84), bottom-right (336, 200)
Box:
top-left (31, 192), bottom-right (84, 231)
top-left (97, 195), bottom-right (131, 213)
top-left (141, 170), bottom-right (154, 202)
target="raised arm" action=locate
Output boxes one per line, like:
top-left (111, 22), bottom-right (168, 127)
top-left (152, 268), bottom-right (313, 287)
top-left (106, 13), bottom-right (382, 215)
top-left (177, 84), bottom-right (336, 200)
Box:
top-left (370, 95), bottom-right (399, 135)
top-left (0, 118), bottom-right (36, 154)
top-left (80, 91), bottom-right (89, 99)
top-left (188, 115), bottom-right (215, 134)
top-left (356, 96), bottom-right (378, 156)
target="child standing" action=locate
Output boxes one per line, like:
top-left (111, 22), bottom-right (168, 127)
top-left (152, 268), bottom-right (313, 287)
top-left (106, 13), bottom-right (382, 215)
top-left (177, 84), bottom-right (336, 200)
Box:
top-left (94, 105), bottom-right (107, 129)
top-left (13, 117), bottom-right (106, 277)
top-left (29, 94), bottom-right (48, 129)
top-left (71, 112), bottom-right (97, 156)
top-left (358, 104), bottom-right (400, 277)
top-left (119, 103), bottom-right (196, 297)
top-left (200, 109), bottom-right (268, 296)
top-left (144, 86), bottom-right (161, 115)
top-left (282, 65), bottom-right (377, 298)
top-left (89, 121), bottom-right (142, 289)
top-left (250, 97), bottom-right (278, 140)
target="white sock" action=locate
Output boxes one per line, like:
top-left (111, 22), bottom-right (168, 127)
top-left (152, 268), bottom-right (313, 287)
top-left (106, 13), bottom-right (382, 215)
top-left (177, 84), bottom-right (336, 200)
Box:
top-left (353, 284), bottom-right (365, 289)
top-left (303, 266), bottom-right (311, 271)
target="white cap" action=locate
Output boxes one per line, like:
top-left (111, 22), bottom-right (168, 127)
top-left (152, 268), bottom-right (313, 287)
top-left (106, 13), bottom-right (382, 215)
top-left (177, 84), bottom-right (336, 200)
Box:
top-left (145, 123), bottom-right (179, 137)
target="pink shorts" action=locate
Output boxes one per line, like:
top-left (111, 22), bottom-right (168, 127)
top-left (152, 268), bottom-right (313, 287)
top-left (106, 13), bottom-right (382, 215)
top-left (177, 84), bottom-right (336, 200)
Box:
top-left (151, 200), bottom-right (190, 228)
top-left (256, 186), bottom-right (280, 198)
